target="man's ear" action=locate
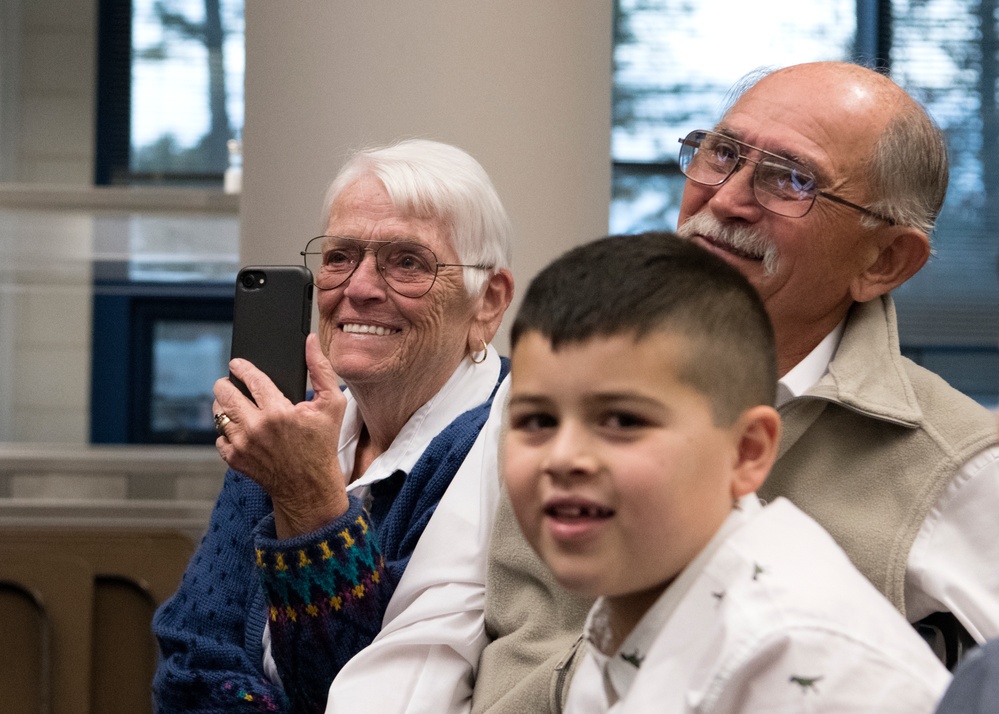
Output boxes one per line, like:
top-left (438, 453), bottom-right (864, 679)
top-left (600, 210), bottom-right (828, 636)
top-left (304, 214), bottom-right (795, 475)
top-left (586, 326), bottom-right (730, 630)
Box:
top-left (730, 405), bottom-right (780, 499)
top-left (471, 268), bottom-right (515, 346)
top-left (851, 228), bottom-right (930, 303)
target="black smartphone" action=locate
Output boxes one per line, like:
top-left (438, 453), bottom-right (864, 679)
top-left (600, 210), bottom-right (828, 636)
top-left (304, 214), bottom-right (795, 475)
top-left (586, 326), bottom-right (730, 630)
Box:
top-left (229, 265), bottom-right (314, 403)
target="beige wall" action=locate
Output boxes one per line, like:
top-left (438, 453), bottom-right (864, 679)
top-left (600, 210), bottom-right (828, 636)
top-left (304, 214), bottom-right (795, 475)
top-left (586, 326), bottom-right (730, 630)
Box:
top-left (0, 0), bottom-right (98, 442)
top-left (240, 1), bottom-right (613, 353)
top-left (0, 0), bottom-right (97, 184)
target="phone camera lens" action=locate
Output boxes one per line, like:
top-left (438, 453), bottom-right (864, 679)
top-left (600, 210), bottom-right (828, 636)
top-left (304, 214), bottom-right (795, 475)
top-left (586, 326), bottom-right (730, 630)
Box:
top-left (241, 272), bottom-right (257, 289)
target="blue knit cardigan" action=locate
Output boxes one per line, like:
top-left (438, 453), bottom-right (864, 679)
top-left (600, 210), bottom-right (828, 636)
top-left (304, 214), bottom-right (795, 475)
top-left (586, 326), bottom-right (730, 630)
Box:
top-left (153, 360), bottom-right (508, 714)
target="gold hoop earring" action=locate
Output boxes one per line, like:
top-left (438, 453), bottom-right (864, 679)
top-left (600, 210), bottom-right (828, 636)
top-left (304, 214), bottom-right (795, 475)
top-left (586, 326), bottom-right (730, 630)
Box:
top-left (470, 339), bottom-right (488, 364)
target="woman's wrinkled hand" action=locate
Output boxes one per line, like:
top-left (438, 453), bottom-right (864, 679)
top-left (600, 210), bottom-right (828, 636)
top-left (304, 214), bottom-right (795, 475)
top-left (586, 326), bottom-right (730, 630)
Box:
top-left (213, 333), bottom-right (351, 539)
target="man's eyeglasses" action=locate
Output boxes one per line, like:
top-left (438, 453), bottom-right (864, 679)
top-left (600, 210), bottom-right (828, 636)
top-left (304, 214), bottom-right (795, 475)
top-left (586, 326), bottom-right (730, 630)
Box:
top-left (677, 130), bottom-right (896, 225)
top-left (301, 236), bottom-right (492, 298)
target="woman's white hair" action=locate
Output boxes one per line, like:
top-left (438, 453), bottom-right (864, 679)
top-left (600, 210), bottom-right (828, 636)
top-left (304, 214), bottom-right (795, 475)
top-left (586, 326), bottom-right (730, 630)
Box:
top-left (321, 139), bottom-right (513, 295)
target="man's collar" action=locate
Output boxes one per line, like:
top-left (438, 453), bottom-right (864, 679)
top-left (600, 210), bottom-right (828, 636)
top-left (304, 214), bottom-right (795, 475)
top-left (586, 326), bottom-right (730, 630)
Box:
top-left (776, 320), bottom-right (846, 407)
top-left (778, 296), bottom-right (923, 427)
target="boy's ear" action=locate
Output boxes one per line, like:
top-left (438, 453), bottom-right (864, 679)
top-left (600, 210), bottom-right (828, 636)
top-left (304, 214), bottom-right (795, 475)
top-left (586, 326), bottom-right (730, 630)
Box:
top-left (729, 405), bottom-right (780, 499)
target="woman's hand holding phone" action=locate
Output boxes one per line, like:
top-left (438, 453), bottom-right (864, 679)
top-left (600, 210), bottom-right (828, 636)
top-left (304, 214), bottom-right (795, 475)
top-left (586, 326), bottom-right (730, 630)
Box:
top-left (213, 334), bottom-right (351, 539)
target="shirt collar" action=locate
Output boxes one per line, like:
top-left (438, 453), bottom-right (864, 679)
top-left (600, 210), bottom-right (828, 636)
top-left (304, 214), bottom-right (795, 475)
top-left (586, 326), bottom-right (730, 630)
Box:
top-left (775, 320), bottom-right (846, 407)
top-left (337, 349), bottom-right (502, 492)
top-left (585, 495), bottom-right (762, 705)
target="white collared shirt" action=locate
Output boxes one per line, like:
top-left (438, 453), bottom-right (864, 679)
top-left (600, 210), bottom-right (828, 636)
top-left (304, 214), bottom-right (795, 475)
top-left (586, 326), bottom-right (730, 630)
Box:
top-left (337, 347), bottom-right (501, 494)
top-left (565, 497), bottom-right (951, 714)
top-left (323, 352), bottom-right (509, 713)
top-left (576, 496), bottom-right (758, 710)
top-left (777, 320), bottom-right (999, 642)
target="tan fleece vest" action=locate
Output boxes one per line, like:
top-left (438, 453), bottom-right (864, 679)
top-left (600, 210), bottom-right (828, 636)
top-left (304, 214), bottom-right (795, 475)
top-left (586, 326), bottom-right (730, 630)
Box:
top-left (761, 295), bottom-right (998, 616)
top-left (472, 488), bottom-right (593, 714)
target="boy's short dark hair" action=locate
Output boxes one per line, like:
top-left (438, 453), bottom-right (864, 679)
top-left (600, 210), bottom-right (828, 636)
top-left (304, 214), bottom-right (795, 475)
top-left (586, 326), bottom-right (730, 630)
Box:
top-left (511, 231), bottom-right (777, 425)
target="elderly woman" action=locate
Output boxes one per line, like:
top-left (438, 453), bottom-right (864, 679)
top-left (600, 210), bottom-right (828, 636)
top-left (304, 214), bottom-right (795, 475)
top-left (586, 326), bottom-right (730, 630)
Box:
top-left (153, 139), bottom-right (514, 713)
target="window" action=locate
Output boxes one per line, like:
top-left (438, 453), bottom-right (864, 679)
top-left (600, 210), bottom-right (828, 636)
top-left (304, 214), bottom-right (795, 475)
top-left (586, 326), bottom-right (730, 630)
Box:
top-left (612, 0), bottom-right (999, 406)
top-left (96, 0), bottom-right (245, 185)
top-left (90, 282), bottom-right (234, 444)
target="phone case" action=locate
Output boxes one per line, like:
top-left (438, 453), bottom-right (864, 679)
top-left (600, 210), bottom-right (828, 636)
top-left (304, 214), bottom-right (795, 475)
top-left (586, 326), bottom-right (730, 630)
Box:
top-left (230, 265), bottom-right (314, 403)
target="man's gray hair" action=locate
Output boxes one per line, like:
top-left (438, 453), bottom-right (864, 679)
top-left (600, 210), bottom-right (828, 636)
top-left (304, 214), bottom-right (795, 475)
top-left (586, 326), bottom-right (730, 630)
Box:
top-left (863, 106), bottom-right (949, 235)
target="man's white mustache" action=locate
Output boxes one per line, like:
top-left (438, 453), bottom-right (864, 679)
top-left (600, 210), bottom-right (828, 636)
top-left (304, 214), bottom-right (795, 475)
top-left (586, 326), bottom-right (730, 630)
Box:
top-left (677, 213), bottom-right (780, 277)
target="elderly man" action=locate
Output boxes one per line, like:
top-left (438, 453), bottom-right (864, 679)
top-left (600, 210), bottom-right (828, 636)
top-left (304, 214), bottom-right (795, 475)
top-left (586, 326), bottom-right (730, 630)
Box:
top-left (673, 61), bottom-right (998, 641)
top-left (472, 62), bottom-right (999, 714)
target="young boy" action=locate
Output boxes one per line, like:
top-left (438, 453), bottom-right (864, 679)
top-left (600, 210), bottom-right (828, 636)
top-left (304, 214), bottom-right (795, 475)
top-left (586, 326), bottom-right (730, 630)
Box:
top-left (502, 232), bottom-right (951, 713)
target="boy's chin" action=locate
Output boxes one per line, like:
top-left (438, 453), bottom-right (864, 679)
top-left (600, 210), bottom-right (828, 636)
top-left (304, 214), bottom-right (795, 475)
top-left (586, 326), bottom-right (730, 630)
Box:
top-left (544, 561), bottom-right (608, 599)
top-left (529, 538), bottom-right (616, 597)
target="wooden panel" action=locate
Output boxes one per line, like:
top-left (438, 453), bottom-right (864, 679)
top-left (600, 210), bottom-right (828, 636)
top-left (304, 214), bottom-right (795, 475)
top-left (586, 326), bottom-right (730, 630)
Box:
top-left (0, 583), bottom-right (44, 714)
top-left (0, 529), bottom-right (195, 713)
top-left (91, 577), bottom-right (158, 714)
top-left (0, 551), bottom-right (95, 714)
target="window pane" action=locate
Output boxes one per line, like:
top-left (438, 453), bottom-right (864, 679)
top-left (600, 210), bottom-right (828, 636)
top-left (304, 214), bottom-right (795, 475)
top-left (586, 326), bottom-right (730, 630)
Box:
top-left (151, 320), bottom-right (232, 438)
top-left (612, 0), bottom-right (856, 186)
top-left (610, 166), bottom-right (686, 234)
top-left (890, 0), bottom-right (999, 406)
top-left (131, 0), bottom-right (244, 180)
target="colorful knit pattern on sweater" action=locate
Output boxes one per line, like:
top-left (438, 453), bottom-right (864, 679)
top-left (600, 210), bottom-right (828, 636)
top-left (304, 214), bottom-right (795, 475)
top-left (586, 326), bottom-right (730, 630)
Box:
top-left (256, 500), bottom-right (392, 712)
top-left (258, 513), bottom-right (386, 627)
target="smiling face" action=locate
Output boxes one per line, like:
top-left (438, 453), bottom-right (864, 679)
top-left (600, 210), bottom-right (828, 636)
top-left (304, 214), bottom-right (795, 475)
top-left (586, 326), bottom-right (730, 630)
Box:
top-left (503, 330), bottom-right (744, 613)
top-left (317, 174), bottom-right (481, 397)
top-left (677, 63), bottom-right (900, 371)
